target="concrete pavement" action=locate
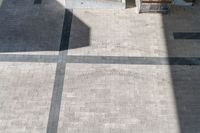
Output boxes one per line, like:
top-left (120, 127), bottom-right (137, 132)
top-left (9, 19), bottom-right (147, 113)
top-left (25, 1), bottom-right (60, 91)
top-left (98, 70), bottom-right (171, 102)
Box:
top-left (0, 0), bottom-right (200, 133)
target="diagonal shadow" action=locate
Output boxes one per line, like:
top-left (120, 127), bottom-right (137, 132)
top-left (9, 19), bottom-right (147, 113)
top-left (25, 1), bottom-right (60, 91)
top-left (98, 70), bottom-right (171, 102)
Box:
top-left (1, 0), bottom-right (200, 133)
top-left (162, 2), bottom-right (200, 133)
top-left (0, 1), bottom-right (89, 133)
top-left (0, 0), bottom-right (90, 52)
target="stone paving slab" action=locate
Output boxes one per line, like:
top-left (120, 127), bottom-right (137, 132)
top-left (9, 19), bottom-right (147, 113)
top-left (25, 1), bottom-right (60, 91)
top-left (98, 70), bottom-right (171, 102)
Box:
top-left (0, 63), bottom-right (56, 133)
top-left (0, 0), bottom-right (65, 55)
top-left (68, 8), bottom-right (200, 57)
top-left (0, 1), bottom-right (200, 133)
top-left (69, 9), bottom-right (164, 57)
top-left (58, 64), bottom-right (181, 133)
top-left (65, 0), bottom-right (125, 9)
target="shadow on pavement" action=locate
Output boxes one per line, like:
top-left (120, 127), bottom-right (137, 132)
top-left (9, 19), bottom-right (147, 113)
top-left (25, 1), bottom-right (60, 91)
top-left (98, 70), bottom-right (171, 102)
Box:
top-left (0, 0), bottom-right (90, 52)
top-left (162, 2), bottom-right (200, 132)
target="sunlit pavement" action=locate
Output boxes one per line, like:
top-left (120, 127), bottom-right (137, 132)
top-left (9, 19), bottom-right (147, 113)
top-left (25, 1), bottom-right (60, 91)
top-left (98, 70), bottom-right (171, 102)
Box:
top-left (0, 0), bottom-right (200, 133)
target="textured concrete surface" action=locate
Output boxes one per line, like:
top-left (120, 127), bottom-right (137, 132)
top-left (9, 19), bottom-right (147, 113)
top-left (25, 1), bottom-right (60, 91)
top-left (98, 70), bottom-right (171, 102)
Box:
top-left (0, 63), bottom-right (56, 133)
top-left (65, 0), bottom-right (125, 9)
top-left (0, 0), bottom-right (65, 55)
top-left (0, 0), bottom-right (200, 133)
top-left (68, 7), bottom-right (200, 57)
top-left (58, 64), bottom-right (179, 133)
top-left (68, 10), bottom-right (167, 57)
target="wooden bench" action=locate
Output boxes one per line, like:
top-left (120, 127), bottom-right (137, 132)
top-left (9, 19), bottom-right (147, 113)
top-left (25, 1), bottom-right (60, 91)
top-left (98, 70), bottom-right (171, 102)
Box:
top-left (142, 0), bottom-right (171, 3)
top-left (135, 0), bottom-right (172, 13)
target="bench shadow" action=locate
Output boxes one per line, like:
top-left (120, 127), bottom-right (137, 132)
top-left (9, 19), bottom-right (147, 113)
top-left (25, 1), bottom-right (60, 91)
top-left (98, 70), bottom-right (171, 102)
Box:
top-left (162, 2), bottom-right (200, 133)
top-left (0, 0), bottom-right (90, 52)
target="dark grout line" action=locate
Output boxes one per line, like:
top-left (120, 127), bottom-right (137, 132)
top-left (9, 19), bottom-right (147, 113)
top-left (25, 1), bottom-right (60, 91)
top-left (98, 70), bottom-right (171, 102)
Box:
top-left (46, 9), bottom-right (73, 133)
top-left (0, 54), bottom-right (200, 65)
top-left (46, 62), bottom-right (66, 133)
top-left (34, 0), bottom-right (42, 4)
top-left (65, 55), bottom-right (200, 65)
top-left (0, 54), bottom-right (58, 63)
top-left (168, 57), bottom-right (200, 65)
top-left (173, 32), bottom-right (200, 40)
top-left (59, 10), bottom-right (73, 51)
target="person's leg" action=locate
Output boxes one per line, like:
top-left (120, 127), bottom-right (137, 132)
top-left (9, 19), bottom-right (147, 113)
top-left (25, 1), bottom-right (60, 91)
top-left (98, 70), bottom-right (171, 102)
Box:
top-left (135, 0), bottom-right (141, 13)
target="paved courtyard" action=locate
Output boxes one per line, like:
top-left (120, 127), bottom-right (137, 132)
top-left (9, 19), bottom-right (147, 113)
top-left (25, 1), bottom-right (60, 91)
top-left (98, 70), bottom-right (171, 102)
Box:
top-left (0, 0), bottom-right (200, 133)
